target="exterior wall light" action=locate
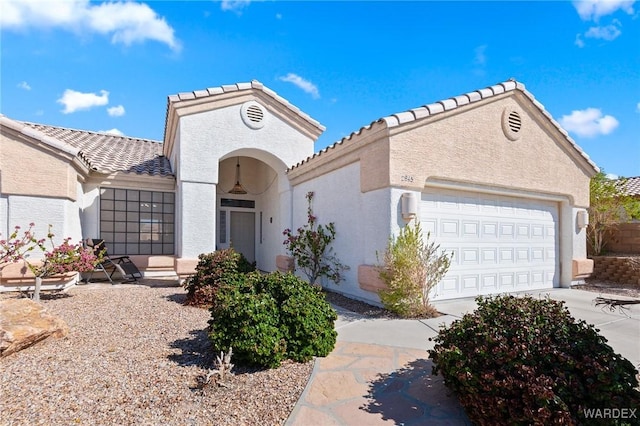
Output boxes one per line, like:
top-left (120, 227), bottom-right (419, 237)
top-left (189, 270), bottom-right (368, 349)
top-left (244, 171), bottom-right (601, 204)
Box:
top-left (577, 210), bottom-right (589, 229)
top-left (401, 192), bottom-right (418, 221)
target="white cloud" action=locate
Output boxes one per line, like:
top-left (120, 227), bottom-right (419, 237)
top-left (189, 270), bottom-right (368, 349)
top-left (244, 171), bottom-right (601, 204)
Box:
top-left (107, 105), bottom-right (126, 117)
top-left (99, 128), bottom-right (125, 136)
top-left (474, 44), bottom-right (487, 66)
top-left (560, 107), bottom-right (619, 138)
top-left (17, 81), bottom-right (31, 90)
top-left (573, 0), bottom-right (635, 21)
top-left (585, 20), bottom-right (622, 40)
top-left (0, 0), bottom-right (180, 51)
top-left (279, 73), bottom-right (320, 99)
top-left (636, 102), bottom-right (640, 112)
top-left (57, 89), bottom-right (109, 114)
top-left (221, 0), bottom-right (251, 13)
top-left (575, 34), bottom-right (586, 47)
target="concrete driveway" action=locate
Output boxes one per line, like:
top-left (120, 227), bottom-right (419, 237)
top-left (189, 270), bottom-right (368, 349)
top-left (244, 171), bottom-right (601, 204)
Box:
top-left (287, 288), bottom-right (639, 425)
top-left (335, 288), bottom-right (640, 369)
top-left (431, 288), bottom-right (640, 369)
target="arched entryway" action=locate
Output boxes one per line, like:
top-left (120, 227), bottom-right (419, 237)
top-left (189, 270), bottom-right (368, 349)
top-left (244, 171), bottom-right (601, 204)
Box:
top-left (217, 149), bottom-right (290, 271)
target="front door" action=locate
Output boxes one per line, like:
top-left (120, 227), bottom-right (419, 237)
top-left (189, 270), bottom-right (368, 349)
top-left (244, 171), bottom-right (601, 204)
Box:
top-left (230, 211), bottom-right (255, 264)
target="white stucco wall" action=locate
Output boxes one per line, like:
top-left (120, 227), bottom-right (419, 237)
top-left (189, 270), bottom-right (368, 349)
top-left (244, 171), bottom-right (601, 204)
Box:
top-left (4, 195), bottom-right (83, 258)
top-left (362, 188), bottom-right (395, 266)
top-left (179, 102), bottom-right (315, 185)
top-left (290, 161), bottom-right (392, 303)
top-left (175, 100), bottom-right (315, 263)
top-left (81, 184), bottom-right (101, 240)
top-left (572, 207), bottom-right (588, 260)
top-left (179, 181), bottom-right (217, 258)
top-left (0, 196), bottom-right (8, 239)
top-left (288, 162), bottom-right (417, 304)
top-left (256, 174), bottom-right (285, 271)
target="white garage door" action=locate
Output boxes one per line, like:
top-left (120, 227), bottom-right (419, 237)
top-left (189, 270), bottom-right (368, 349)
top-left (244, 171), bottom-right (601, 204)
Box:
top-left (421, 189), bottom-right (559, 300)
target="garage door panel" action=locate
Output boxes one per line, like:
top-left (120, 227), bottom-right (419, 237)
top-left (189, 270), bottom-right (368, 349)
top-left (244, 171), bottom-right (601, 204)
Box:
top-left (482, 222), bottom-right (498, 238)
top-left (500, 223), bottom-right (515, 238)
top-left (531, 271), bottom-right (545, 286)
top-left (462, 275), bottom-right (479, 292)
top-left (441, 220), bottom-right (459, 237)
top-left (500, 273), bottom-right (515, 288)
top-left (516, 248), bottom-right (530, 262)
top-left (531, 247), bottom-right (544, 261)
top-left (531, 224), bottom-right (545, 238)
top-left (423, 219), bottom-right (437, 235)
top-left (481, 248), bottom-right (497, 263)
top-left (516, 272), bottom-right (530, 287)
top-left (516, 224), bottom-right (530, 239)
top-left (421, 189), bottom-right (559, 300)
top-left (462, 221), bottom-right (480, 237)
top-left (481, 274), bottom-right (498, 291)
top-left (440, 276), bottom-right (460, 296)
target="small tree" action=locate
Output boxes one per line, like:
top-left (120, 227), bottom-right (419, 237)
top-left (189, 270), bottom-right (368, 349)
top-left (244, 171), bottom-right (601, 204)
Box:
top-left (588, 172), bottom-right (640, 255)
top-left (0, 224), bottom-right (101, 301)
top-left (283, 191), bottom-right (348, 285)
top-left (378, 221), bottom-right (453, 317)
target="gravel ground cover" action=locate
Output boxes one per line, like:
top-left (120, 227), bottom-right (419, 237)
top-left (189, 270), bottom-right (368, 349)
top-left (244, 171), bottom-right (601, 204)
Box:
top-left (0, 285), bottom-right (312, 426)
top-left (2, 278), bottom-right (637, 426)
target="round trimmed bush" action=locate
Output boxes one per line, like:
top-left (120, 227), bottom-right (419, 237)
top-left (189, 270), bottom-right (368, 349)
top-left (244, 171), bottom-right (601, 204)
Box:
top-left (428, 294), bottom-right (640, 425)
top-left (208, 271), bottom-right (337, 368)
top-left (208, 280), bottom-right (286, 369)
top-left (251, 272), bottom-right (338, 362)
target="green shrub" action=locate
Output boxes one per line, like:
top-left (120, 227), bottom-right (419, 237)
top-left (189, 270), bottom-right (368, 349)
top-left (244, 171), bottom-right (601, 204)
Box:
top-left (252, 272), bottom-right (337, 362)
top-left (378, 221), bottom-right (452, 318)
top-left (428, 294), bottom-right (640, 425)
top-left (208, 271), bottom-right (337, 368)
top-left (208, 279), bottom-right (286, 369)
top-left (183, 248), bottom-right (255, 307)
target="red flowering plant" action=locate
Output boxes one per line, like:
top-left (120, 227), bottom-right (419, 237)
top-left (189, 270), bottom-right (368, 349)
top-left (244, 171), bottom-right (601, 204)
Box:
top-left (0, 223), bottom-right (102, 301)
top-left (283, 191), bottom-right (348, 285)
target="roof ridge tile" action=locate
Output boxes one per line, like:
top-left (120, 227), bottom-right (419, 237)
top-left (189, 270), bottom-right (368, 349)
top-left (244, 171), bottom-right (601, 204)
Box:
top-left (167, 81), bottom-right (325, 132)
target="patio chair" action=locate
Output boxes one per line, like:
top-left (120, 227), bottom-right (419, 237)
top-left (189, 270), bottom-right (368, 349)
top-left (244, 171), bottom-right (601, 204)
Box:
top-left (84, 239), bottom-right (143, 284)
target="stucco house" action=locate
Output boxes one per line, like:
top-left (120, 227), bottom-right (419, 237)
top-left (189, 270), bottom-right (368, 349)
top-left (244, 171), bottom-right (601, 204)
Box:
top-left (0, 79), bottom-right (598, 303)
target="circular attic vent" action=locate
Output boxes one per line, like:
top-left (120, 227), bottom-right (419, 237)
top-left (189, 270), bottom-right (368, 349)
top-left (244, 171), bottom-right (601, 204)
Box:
top-left (241, 101), bottom-right (266, 129)
top-left (502, 107), bottom-right (523, 141)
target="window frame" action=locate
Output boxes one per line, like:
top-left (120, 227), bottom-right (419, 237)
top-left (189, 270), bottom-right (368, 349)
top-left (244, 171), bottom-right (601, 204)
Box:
top-left (99, 187), bottom-right (175, 255)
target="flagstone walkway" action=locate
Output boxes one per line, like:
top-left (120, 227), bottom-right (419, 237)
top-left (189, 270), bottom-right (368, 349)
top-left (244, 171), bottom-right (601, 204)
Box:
top-left (286, 341), bottom-right (472, 425)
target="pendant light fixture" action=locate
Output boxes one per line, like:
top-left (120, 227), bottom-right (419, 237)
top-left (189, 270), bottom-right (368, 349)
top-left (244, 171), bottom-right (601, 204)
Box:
top-left (229, 157), bottom-right (248, 194)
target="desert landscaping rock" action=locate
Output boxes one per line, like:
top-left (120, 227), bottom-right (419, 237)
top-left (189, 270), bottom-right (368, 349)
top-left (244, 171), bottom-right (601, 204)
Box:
top-left (0, 298), bottom-right (69, 358)
top-left (0, 285), bottom-right (312, 425)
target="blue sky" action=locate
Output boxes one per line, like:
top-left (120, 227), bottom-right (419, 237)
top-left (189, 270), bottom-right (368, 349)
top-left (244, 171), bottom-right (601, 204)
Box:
top-left (1, 0), bottom-right (639, 177)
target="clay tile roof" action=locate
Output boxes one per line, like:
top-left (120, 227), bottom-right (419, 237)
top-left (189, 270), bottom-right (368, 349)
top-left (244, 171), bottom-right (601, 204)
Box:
top-left (288, 79), bottom-right (600, 173)
top-left (20, 122), bottom-right (173, 177)
top-left (620, 176), bottom-right (640, 196)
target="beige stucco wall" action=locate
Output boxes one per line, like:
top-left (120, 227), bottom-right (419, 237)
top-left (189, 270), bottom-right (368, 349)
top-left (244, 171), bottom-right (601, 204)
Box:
top-left (288, 122), bottom-right (390, 190)
top-left (387, 93), bottom-right (593, 207)
top-left (0, 131), bottom-right (79, 201)
top-left (289, 92), bottom-right (593, 207)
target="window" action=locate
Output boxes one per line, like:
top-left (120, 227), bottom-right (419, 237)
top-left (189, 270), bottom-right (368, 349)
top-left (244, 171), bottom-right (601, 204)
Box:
top-left (220, 198), bottom-right (255, 208)
top-left (100, 188), bottom-right (175, 255)
top-left (219, 210), bottom-right (227, 244)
